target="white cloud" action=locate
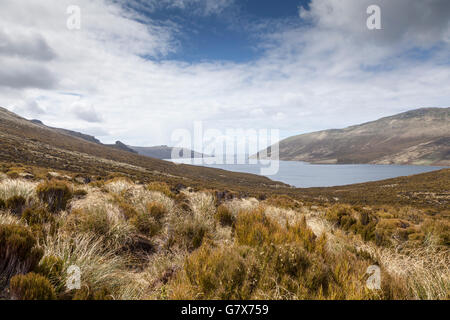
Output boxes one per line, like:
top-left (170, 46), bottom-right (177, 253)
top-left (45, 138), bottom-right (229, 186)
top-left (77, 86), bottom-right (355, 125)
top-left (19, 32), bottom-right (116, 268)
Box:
top-left (72, 101), bottom-right (103, 123)
top-left (122, 0), bottom-right (235, 16)
top-left (0, 0), bottom-right (449, 148)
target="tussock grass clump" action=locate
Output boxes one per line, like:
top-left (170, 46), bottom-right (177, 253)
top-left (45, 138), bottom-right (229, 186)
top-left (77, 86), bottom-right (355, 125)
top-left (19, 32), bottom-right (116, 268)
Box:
top-left (0, 179), bottom-right (36, 203)
top-left (41, 232), bottom-right (137, 299)
top-left (0, 225), bottom-right (43, 286)
top-left (186, 191), bottom-right (216, 222)
top-left (37, 180), bottom-right (73, 213)
top-left (66, 204), bottom-right (134, 249)
top-left (225, 198), bottom-right (259, 216)
top-left (105, 178), bottom-right (134, 194)
top-left (0, 212), bottom-right (24, 227)
top-left (215, 205), bottom-right (235, 227)
top-left (130, 202), bottom-right (167, 237)
top-left (10, 272), bottom-right (56, 300)
top-left (421, 218), bottom-right (450, 246)
top-left (138, 249), bottom-right (187, 299)
top-left (129, 187), bottom-right (176, 216)
top-left (167, 215), bottom-right (210, 251)
top-left (147, 182), bottom-right (174, 198)
top-left (356, 241), bottom-right (450, 299)
top-left (235, 208), bottom-right (317, 251)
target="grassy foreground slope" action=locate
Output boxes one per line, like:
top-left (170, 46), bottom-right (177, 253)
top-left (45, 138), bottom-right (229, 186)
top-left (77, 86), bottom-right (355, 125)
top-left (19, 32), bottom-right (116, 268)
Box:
top-left (0, 173), bottom-right (448, 300)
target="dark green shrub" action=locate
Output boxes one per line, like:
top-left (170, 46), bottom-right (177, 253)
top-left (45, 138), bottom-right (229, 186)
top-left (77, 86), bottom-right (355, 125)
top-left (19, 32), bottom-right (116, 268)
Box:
top-left (37, 180), bottom-right (73, 212)
top-left (36, 255), bottom-right (64, 290)
top-left (0, 225), bottom-right (43, 286)
top-left (9, 273), bottom-right (56, 300)
top-left (6, 195), bottom-right (26, 215)
top-left (21, 206), bottom-right (54, 226)
top-left (215, 205), bottom-right (235, 227)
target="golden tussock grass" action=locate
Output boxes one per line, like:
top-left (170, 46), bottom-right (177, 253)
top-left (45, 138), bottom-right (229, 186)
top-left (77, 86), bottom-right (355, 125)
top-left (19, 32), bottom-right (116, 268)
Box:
top-left (0, 175), bottom-right (447, 300)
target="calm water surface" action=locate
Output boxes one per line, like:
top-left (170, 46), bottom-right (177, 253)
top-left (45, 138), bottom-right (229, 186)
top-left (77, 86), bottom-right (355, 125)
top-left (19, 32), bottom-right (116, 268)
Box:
top-left (168, 158), bottom-right (447, 188)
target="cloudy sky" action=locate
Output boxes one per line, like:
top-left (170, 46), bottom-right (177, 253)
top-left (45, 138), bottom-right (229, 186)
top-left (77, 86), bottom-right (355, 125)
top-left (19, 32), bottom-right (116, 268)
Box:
top-left (1, 0), bottom-right (449, 147)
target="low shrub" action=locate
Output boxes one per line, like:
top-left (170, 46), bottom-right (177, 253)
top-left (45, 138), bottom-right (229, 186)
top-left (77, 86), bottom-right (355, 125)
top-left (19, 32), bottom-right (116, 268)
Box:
top-left (421, 218), bottom-right (450, 246)
top-left (147, 182), bottom-right (173, 198)
top-left (105, 178), bottom-right (133, 194)
top-left (35, 255), bottom-right (64, 290)
top-left (130, 202), bottom-right (167, 237)
top-left (215, 205), bottom-right (235, 227)
top-left (326, 205), bottom-right (384, 245)
top-left (265, 195), bottom-right (302, 210)
top-left (6, 195), bottom-right (26, 215)
top-left (235, 208), bottom-right (317, 251)
top-left (0, 225), bottom-right (43, 287)
top-left (171, 242), bottom-right (333, 300)
top-left (22, 206), bottom-right (54, 226)
top-left (168, 217), bottom-right (209, 251)
top-left (171, 245), bottom-right (256, 299)
top-left (37, 180), bottom-right (73, 213)
top-left (10, 272), bottom-right (56, 300)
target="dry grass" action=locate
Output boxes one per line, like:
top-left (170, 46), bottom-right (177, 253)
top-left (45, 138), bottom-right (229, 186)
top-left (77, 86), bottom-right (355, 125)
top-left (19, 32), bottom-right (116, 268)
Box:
top-left (41, 232), bottom-right (139, 299)
top-left (0, 211), bottom-right (24, 226)
top-left (0, 179), bottom-right (37, 202)
top-left (356, 241), bottom-right (449, 299)
top-left (0, 174), bottom-right (447, 300)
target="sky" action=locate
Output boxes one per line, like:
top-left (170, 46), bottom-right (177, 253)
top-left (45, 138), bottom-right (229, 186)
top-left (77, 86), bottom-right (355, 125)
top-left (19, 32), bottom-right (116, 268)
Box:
top-left (0, 0), bottom-right (450, 148)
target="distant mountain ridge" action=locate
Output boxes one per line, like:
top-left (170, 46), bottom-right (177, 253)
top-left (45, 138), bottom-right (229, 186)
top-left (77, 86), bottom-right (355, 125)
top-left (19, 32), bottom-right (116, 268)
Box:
top-left (255, 108), bottom-right (450, 166)
top-left (130, 145), bottom-right (208, 160)
top-left (106, 141), bottom-right (138, 154)
top-left (30, 119), bottom-right (101, 144)
top-left (0, 106), bottom-right (284, 190)
top-left (28, 119), bottom-right (204, 159)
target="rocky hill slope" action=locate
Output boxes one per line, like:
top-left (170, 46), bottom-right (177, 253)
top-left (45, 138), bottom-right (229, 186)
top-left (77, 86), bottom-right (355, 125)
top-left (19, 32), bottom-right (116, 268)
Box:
top-left (256, 108), bottom-right (449, 166)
